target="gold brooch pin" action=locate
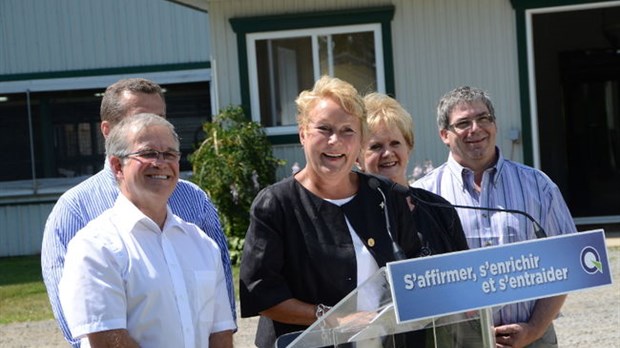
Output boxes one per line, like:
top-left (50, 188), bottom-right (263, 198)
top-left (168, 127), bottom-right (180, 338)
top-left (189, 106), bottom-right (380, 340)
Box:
top-left (368, 238), bottom-right (375, 247)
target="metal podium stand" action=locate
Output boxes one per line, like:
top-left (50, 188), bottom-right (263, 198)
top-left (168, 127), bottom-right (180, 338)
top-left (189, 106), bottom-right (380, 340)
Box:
top-left (285, 267), bottom-right (496, 348)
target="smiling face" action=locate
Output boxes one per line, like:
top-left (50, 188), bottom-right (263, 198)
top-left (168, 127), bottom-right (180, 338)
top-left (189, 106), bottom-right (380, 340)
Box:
top-left (362, 121), bottom-right (411, 186)
top-left (299, 97), bottom-right (362, 183)
top-left (440, 100), bottom-right (497, 172)
top-left (112, 124), bottom-right (179, 211)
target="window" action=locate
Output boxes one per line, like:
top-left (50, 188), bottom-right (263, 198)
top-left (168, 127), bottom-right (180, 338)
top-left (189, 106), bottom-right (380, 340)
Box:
top-left (231, 6), bottom-right (395, 138)
top-left (51, 97), bottom-right (104, 177)
top-left (0, 82), bottom-right (211, 182)
top-left (248, 25), bottom-right (384, 135)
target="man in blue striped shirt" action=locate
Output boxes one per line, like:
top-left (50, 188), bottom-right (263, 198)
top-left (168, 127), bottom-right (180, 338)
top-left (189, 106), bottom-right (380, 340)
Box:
top-left (413, 86), bottom-right (576, 348)
top-left (41, 78), bottom-right (235, 348)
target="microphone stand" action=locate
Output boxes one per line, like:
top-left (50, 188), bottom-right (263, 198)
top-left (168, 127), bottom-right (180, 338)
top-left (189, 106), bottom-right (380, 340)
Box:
top-left (410, 192), bottom-right (547, 239)
top-left (368, 178), bottom-right (408, 260)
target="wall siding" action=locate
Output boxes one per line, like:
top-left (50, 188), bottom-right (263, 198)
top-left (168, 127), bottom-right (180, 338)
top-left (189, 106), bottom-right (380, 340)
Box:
top-left (0, 0), bottom-right (525, 256)
top-left (394, 0), bottom-right (523, 169)
top-left (0, 203), bottom-right (54, 256)
top-left (0, 0), bottom-right (213, 257)
top-left (0, 0), bottom-right (211, 75)
top-left (208, 0), bottom-right (523, 177)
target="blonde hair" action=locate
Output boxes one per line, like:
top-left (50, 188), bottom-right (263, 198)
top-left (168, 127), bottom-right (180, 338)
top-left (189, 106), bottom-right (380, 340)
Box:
top-left (364, 92), bottom-right (414, 150)
top-left (295, 75), bottom-right (367, 140)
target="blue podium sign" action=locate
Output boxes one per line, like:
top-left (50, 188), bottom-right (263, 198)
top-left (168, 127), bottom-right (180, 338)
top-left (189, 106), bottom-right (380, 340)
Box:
top-left (387, 229), bottom-right (613, 324)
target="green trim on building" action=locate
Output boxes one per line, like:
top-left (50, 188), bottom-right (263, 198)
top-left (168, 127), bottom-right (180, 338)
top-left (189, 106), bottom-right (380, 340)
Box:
top-left (230, 6), bottom-right (396, 122)
top-left (512, 5), bottom-right (534, 165)
top-left (268, 134), bottom-right (301, 145)
top-left (232, 23), bottom-right (252, 122)
top-left (230, 6), bottom-right (396, 32)
top-left (0, 62), bottom-right (211, 82)
top-left (380, 16), bottom-right (395, 97)
top-left (509, 0), bottom-right (616, 10)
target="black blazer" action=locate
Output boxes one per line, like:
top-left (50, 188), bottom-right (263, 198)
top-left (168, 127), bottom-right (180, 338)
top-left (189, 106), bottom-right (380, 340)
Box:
top-left (239, 172), bottom-right (421, 347)
top-left (409, 187), bottom-right (469, 255)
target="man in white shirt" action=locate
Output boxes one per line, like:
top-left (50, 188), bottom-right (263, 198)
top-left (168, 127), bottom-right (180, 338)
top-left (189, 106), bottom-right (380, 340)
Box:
top-left (59, 113), bottom-right (235, 348)
top-left (42, 78), bottom-right (235, 348)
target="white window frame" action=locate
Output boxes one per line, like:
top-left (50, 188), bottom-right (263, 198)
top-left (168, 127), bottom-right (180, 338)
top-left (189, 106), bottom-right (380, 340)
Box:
top-left (246, 23), bottom-right (386, 136)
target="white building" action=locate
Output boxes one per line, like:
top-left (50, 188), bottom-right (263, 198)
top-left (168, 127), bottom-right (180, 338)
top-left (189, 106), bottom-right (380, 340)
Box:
top-left (172, 0), bottom-right (620, 226)
top-left (0, 0), bottom-right (214, 255)
top-left (1, 0), bottom-right (619, 256)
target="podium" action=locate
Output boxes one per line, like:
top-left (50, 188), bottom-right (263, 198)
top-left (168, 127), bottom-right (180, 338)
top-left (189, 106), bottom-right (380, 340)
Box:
top-left (284, 230), bottom-right (613, 347)
top-left (284, 267), bottom-right (495, 347)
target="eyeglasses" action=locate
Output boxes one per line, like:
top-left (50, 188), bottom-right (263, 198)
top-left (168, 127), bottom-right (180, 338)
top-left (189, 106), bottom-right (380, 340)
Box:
top-left (447, 113), bottom-right (495, 132)
top-left (123, 149), bottom-right (181, 163)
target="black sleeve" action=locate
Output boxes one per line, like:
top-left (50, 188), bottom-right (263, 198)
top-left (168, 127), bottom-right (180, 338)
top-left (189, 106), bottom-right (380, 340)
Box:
top-left (409, 187), bottom-right (469, 254)
top-left (240, 179), bottom-right (358, 318)
top-left (385, 179), bottom-right (423, 259)
top-left (239, 186), bottom-right (292, 317)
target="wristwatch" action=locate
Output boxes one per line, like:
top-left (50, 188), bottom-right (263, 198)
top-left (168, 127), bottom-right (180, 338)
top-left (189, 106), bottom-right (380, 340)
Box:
top-left (315, 303), bottom-right (332, 319)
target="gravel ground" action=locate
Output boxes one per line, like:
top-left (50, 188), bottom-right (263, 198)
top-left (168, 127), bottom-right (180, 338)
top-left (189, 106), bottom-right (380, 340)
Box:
top-left (2, 246), bottom-right (618, 348)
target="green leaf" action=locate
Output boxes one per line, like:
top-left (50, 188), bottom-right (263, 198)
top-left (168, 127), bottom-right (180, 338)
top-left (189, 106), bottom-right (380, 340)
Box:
top-left (189, 105), bottom-right (284, 265)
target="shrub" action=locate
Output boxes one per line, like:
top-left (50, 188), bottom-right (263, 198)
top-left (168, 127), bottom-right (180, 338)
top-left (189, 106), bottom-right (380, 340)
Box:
top-left (189, 106), bottom-right (284, 264)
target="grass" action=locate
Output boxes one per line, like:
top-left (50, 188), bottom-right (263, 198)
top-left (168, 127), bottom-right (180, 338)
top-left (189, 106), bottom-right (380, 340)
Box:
top-left (0, 255), bottom-right (242, 325)
top-left (2, 246), bottom-right (616, 325)
top-left (0, 255), bottom-right (53, 324)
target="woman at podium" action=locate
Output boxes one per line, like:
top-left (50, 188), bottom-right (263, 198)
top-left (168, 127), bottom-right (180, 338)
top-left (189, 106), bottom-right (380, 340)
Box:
top-left (240, 76), bottom-right (423, 347)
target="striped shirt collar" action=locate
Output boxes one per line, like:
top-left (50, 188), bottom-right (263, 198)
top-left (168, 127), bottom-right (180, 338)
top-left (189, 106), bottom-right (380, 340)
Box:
top-left (446, 146), bottom-right (505, 190)
top-left (103, 159), bottom-right (117, 184)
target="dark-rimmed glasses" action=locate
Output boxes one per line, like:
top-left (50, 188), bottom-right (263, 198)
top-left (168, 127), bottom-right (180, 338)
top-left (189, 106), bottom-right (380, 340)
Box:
top-left (447, 113), bottom-right (495, 133)
top-left (122, 149), bottom-right (181, 163)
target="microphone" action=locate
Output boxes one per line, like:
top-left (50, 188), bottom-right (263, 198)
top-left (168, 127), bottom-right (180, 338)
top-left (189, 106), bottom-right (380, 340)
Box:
top-left (404, 186), bottom-right (547, 239)
top-left (368, 177), bottom-right (407, 260)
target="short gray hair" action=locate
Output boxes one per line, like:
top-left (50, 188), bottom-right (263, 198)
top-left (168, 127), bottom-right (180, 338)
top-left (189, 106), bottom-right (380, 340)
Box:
top-left (105, 113), bottom-right (179, 159)
top-left (436, 86), bottom-right (495, 129)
